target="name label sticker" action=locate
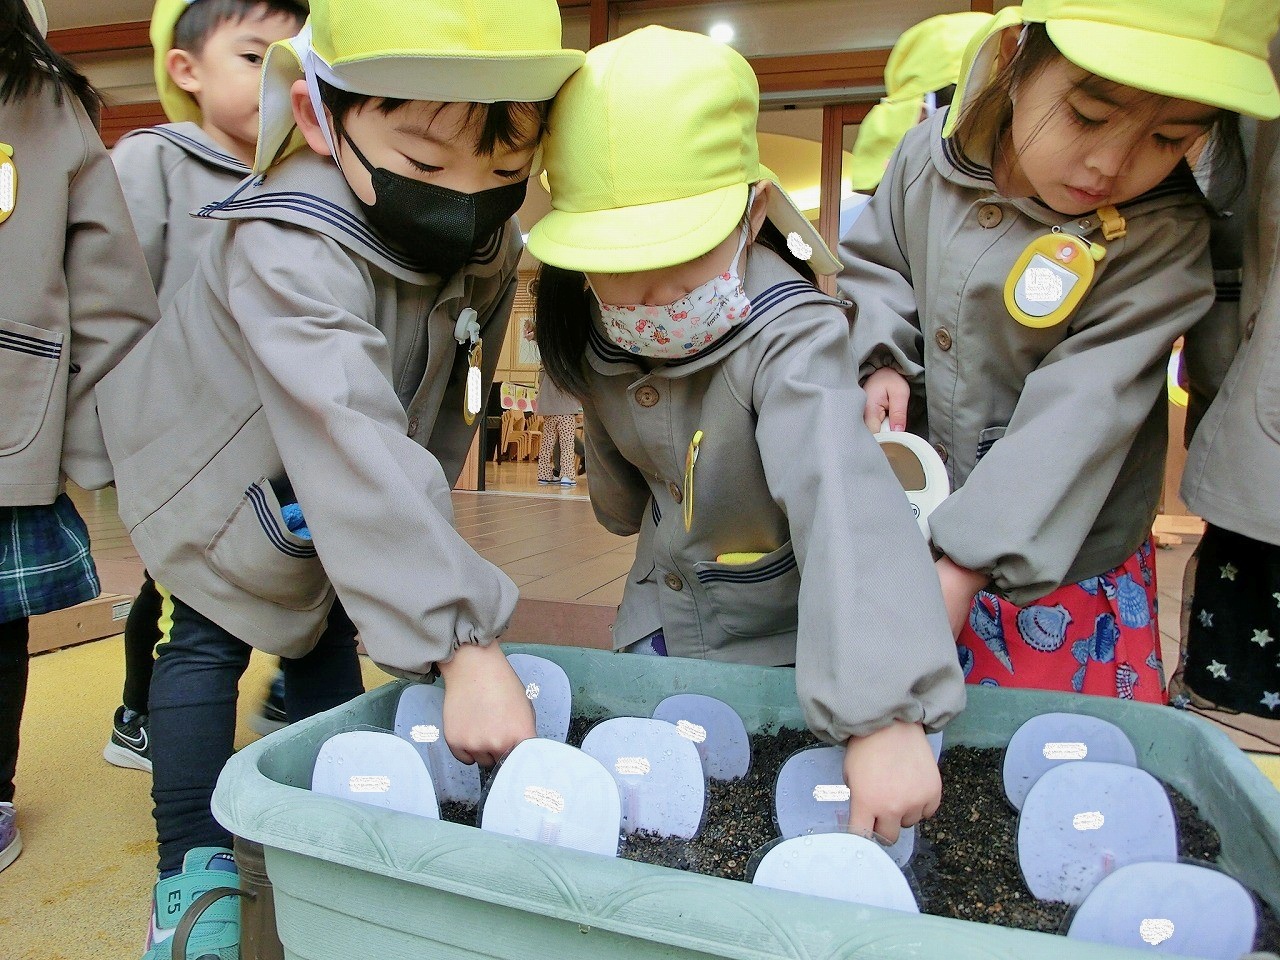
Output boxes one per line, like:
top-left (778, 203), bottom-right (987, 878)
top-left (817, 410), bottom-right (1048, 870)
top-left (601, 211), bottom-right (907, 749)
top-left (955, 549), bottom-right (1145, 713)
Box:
top-left (675, 720), bottom-right (707, 743)
top-left (1042, 741), bottom-right (1088, 761)
top-left (812, 784), bottom-right (851, 803)
top-left (349, 775), bottom-right (391, 793)
top-left (1072, 811), bottom-right (1105, 831)
top-left (410, 724), bottom-right (440, 744)
top-left (614, 756), bottom-right (651, 776)
top-left (523, 785), bottom-right (565, 814)
top-left (1139, 918), bottom-right (1175, 945)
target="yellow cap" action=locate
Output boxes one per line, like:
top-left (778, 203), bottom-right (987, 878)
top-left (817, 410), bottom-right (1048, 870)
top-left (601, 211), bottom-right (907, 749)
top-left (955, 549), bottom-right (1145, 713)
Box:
top-left (254, 0), bottom-right (584, 172)
top-left (945, 0), bottom-right (1280, 138)
top-left (24, 0), bottom-right (47, 37)
top-left (528, 26), bottom-right (840, 276)
top-left (848, 13), bottom-right (992, 191)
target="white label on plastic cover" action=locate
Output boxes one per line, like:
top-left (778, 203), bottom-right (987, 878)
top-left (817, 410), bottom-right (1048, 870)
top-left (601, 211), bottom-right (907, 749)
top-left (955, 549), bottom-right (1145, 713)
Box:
top-left (410, 724), bottom-right (440, 744)
top-left (675, 720), bottom-right (707, 743)
top-left (813, 784), bottom-right (851, 803)
top-left (466, 366), bottom-right (482, 416)
top-left (523, 785), bottom-right (565, 813)
top-left (525, 682), bottom-right (541, 700)
top-left (614, 756), bottom-right (651, 776)
top-left (348, 775), bottom-right (391, 793)
top-left (0, 164), bottom-right (13, 213)
top-left (1024, 265), bottom-right (1064, 303)
top-left (1042, 741), bottom-right (1088, 760)
top-left (1072, 811), bottom-right (1105, 831)
top-left (1139, 918), bottom-right (1175, 945)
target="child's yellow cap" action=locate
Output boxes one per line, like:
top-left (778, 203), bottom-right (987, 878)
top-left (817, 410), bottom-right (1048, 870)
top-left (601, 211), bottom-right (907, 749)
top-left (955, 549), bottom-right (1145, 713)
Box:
top-left (528, 26), bottom-right (840, 276)
top-left (848, 13), bottom-right (992, 192)
top-left (254, 0), bottom-right (585, 173)
top-left (945, 0), bottom-right (1280, 138)
top-left (23, 0), bottom-right (46, 37)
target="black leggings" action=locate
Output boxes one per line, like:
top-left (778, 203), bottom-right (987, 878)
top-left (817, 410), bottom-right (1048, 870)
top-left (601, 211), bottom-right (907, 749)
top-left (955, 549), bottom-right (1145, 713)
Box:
top-left (121, 571), bottom-right (163, 714)
top-left (0, 618), bottom-right (29, 804)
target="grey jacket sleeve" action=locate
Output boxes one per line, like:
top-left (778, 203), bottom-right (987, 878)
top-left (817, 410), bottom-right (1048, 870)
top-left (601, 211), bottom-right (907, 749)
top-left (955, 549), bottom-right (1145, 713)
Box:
top-left (62, 108), bottom-right (161, 489)
top-left (931, 208), bottom-right (1214, 601)
top-left (750, 309), bottom-right (966, 744)
top-left (838, 138), bottom-right (926, 384)
top-left (110, 133), bottom-right (170, 295)
top-left (580, 395), bottom-right (650, 537)
top-left (225, 221), bottom-right (519, 674)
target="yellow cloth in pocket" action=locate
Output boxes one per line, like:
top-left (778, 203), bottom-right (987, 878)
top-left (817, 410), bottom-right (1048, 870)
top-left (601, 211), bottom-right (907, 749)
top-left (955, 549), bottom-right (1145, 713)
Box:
top-left (715, 552), bottom-right (766, 565)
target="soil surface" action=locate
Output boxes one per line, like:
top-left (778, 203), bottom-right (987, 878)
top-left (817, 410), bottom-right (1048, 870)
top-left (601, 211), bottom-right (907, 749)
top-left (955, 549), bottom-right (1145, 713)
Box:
top-left (437, 718), bottom-right (1279, 951)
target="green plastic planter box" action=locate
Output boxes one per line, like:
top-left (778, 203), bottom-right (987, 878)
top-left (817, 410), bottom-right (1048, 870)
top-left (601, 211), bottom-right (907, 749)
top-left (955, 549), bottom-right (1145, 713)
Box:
top-left (212, 644), bottom-right (1280, 960)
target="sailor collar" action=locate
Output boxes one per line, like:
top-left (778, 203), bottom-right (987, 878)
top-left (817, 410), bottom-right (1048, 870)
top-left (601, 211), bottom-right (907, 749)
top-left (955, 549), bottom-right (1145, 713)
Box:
top-left (118, 122), bottom-right (251, 177)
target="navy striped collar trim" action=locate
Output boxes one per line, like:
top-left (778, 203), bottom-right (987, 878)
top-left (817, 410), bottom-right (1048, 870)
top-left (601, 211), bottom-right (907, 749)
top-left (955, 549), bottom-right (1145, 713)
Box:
top-left (587, 280), bottom-right (831, 369)
top-left (127, 125), bottom-right (249, 174)
top-left (940, 136), bottom-right (994, 184)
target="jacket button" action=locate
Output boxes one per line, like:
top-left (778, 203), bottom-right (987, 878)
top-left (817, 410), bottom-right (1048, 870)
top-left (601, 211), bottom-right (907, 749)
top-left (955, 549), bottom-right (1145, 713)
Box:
top-left (933, 442), bottom-right (948, 463)
top-left (935, 328), bottom-right (953, 351)
top-left (663, 573), bottom-right (684, 591)
top-left (1245, 312), bottom-right (1257, 339)
top-left (635, 385), bottom-right (660, 408)
top-left (978, 204), bottom-right (1003, 229)
top-left (667, 482), bottom-right (683, 504)
top-left (407, 416), bottom-right (420, 437)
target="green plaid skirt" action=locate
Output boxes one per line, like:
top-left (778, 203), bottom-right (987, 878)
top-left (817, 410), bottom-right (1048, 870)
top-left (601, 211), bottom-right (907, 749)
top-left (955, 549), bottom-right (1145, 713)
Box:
top-left (0, 493), bottom-right (99, 623)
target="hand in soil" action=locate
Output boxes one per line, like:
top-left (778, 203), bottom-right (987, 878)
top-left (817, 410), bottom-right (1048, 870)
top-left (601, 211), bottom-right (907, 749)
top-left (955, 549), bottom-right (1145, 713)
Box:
top-left (437, 642), bottom-right (536, 766)
top-left (844, 720), bottom-right (941, 843)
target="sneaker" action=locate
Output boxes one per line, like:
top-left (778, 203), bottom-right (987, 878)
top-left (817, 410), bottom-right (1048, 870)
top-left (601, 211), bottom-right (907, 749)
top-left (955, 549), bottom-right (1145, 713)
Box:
top-left (0, 803), bottom-right (21, 872)
top-left (143, 847), bottom-right (240, 960)
top-left (560, 476), bottom-right (577, 486)
top-left (104, 705), bottom-right (152, 773)
top-left (537, 478), bottom-right (555, 485)
top-left (248, 672), bottom-right (288, 736)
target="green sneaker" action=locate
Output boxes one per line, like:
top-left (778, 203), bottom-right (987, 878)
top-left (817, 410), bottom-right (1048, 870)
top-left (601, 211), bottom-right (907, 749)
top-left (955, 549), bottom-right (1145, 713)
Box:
top-left (143, 847), bottom-right (240, 960)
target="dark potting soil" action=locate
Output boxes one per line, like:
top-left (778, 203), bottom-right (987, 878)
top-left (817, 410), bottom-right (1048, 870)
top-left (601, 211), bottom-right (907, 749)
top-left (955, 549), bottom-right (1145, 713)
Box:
top-left (437, 719), bottom-right (1280, 950)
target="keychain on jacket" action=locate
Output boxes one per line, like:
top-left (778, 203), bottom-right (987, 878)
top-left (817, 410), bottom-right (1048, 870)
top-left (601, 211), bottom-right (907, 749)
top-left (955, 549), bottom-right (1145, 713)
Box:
top-left (683, 429), bottom-right (702, 532)
top-left (1004, 205), bottom-right (1126, 328)
top-left (0, 143), bottom-right (16, 225)
top-left (454, 307), bottom-right (483, 425)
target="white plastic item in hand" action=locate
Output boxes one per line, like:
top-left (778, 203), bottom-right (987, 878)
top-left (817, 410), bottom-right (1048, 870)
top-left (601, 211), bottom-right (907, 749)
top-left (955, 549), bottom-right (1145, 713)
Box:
top-left (311, 731), bottom-right (439, 818)
top-left (752, 833), bottom-right (919, 911)
top-left (393, 683), bottom-right (482, 805)
top-left (874, 420), bottom-right (950, 540)
top-left (1003, 713), bottom-right (1136, 810)
top-left (506, 653), bottom-right (572, 742)
top-left (652, 694), bottom-right (751, 780)
top-left (581, 717), bottom-right (706, 839)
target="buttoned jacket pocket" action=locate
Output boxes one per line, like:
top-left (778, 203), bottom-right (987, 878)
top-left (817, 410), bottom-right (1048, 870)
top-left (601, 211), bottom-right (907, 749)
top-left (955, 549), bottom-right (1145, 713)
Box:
top-left (0, 317), bottom-right (63, 456)
top-left (695, 541), bottom-right (799, 638)
top-left (206, 478), bottom-right (330, 611)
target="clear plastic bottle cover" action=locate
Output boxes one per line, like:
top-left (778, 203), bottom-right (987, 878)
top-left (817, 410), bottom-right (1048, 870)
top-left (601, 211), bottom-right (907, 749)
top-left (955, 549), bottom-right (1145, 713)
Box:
top-left (1003, 713), bottom-right (1136, 810)
top-left (506, 653), bottom-right (573, 742)
top-left (1018, 761), bottom-right (1176, 904)
top-left (581, 717), bottom-right (706, 839)
top-left (652, 693), bottom-right (751, 780)
top-left (393, 683), bottom-right (482, 805)
top-left (752, 833), bottom-right (919, 912)
top-left (312, 730), bottom-right (439, 819)
top-left (480, 738), bottom-right (621, 857)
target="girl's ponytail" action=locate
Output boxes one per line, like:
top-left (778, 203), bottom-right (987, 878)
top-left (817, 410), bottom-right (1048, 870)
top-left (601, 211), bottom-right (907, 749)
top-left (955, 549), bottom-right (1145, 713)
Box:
top-left (1, 0), bottom-right (102, 118)
top-left (532, 264), bottom-right (594, 399)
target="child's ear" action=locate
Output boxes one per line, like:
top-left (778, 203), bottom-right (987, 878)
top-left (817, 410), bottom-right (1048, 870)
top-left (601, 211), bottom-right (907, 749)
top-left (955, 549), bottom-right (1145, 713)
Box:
top-left (166, 48), bottom-right (201, 95)
top-left (747, 180), bottom-right (772, 242)
top-left (290, 79), bottom-right (333, 158)
top-left (996, 25), bottom-right (1022, 71)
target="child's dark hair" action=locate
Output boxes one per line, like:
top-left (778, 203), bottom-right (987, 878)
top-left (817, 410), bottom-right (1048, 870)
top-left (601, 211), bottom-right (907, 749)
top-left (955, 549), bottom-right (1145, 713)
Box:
top-left (173, 0), bottom-right (307, 54)
top-left (317, 79), bottom-right (550, 158)
top-left (0, 0), bottom-right (101, 116)
top-left (534, 210), bottom-right (818, 398)
top-left (951, 23), bottom-right (1243, 207)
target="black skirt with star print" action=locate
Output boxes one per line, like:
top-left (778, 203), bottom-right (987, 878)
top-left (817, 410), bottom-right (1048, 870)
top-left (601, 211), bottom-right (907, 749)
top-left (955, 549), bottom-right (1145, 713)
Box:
top-left (1183, 523), bottom-right (1280, 717)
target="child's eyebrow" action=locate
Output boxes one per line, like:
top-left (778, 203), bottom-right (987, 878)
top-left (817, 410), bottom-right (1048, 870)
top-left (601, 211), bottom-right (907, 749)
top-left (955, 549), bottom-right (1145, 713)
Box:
top-left (236, 34), bottom-right (273, 46)
top-left (395, 123), bottom-right (452, 147)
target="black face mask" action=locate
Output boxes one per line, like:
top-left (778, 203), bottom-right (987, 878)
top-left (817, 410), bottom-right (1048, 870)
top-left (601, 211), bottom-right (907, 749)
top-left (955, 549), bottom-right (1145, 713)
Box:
top-left (342, 130), bottom-right (529, 278)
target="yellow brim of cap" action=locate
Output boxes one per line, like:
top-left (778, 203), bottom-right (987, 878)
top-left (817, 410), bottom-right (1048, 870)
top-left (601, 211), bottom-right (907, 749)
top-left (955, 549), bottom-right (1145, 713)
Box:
top-left (255, 35), bottom-right (308, 173)
top-left (848, 97), bottom-right (923, 192)
top-left (1047, 18), bottom-right (1280, 120)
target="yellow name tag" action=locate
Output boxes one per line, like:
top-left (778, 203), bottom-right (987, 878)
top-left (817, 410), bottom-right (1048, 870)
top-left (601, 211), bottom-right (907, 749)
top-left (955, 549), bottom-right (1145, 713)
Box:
top-left (0, 143), bottom-right (16, 225)
top-left (1004, 232), bottom-right (1104, 329)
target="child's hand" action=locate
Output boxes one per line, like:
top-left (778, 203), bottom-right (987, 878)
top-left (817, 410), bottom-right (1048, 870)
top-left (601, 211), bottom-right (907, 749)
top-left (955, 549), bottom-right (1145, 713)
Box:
top-left (843, 720), bottom-right (941, 844)
top-left (935, 554), bottom-right (989, 638)
top-left (437, 642), bottom-right (535, 766)
top-left (862, 367), bottom-right (910, 433)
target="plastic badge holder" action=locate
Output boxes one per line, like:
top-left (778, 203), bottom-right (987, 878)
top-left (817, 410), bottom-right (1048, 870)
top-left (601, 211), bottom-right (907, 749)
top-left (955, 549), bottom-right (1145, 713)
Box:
top-left (506, 653), bottom-right (572, 742)
top-left (393, 683), bottom-right (482, 805)
top-left (580, 717), bottom-right (706, 839)
top-left (752, 833), bottom-right (920, 912)
top-left (773, 746), bottom-right (915, 867)
top-left (874, 422), bottom-right (950, 540)
top-left (1003, 713), bottom-right (1136, 810)
top-left (311, 730), bottom-right (439, 818)
top-left (480, 738), bottom-right (621, 857)
top-left (1066, 861), bottom-right (1258, 958)
top-left (652, 693), bottom-right (750, 780)
top-left (1018, 761), bottom-right (1177, 904)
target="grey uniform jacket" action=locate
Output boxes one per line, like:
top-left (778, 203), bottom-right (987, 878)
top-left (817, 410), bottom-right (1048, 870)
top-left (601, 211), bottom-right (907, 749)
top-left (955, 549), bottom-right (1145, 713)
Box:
top-left (581, 247), bottom-right (966, 745)
top-left (96, 149), bottom-right (520, 675)
top-left (0, 83), bottom-right (159, 506)
top-left (841, 112), bottom-right (1214, 604)
top-left (1182, 39), bottom-right (1280, 546)
top-left (111, 122), bottom-right (249, 311)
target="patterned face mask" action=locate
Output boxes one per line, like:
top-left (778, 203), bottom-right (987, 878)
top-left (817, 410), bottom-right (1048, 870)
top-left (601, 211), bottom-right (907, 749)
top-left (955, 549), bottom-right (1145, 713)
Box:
top-left (592, 227), bottom-right (752, 360)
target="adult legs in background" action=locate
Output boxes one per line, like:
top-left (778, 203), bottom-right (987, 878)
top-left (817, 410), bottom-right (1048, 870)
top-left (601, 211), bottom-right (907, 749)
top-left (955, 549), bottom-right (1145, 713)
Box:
top-left (0, 617), bottom-right (30, 805)
top-left (551, 415), bottom-right (578, 484)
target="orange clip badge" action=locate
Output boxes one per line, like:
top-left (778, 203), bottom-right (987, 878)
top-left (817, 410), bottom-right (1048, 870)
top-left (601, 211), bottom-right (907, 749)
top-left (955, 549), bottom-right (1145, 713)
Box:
top-left (1004, 233), bottom-right (1105, 329)
top-left (0, 143), bottom-right (15, 226)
